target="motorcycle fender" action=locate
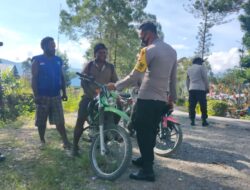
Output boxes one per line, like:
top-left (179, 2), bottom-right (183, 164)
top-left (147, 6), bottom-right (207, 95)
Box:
top-left (104, 107), bottom-right (131, 122)
top-left (162, 116), bottom-right (180, 127)
top-left (164, 116), bottom-right (180, 125)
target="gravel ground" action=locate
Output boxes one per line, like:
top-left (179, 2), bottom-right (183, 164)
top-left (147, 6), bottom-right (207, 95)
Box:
top-left (112, 111), bottom-right (250, 190)
top-left (0, 111), bottom-right (250, 190)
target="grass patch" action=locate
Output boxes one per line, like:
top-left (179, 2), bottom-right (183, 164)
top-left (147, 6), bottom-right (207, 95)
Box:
top-left (0, 114), bottom-right (34, 129)
top-left (0, 123), bottom-right (121, 190)
top-left (63, 88), bottom-right (82, 113)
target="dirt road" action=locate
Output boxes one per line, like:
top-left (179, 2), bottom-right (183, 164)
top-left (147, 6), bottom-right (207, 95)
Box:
top-left (0, 112), bottom-right (250, 190)
top-left (112, 111), bottom-right (250, 190)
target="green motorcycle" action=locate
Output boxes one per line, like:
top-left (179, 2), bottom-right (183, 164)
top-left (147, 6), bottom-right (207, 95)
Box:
top-left (76, 73), bottom-right (132, 180)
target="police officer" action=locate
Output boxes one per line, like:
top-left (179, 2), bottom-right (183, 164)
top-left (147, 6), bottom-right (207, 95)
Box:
top-left (107, 22), bottom-right (177, 182)
top-left (186, 57), bottom-right (209, 126)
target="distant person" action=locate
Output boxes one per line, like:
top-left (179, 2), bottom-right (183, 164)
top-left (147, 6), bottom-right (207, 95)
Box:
top-left (31, 36), bottom-right (70, 149)
top-left (186, 57), bottom-right (209, 126)
top-left (0, 153), bottom-right (5, 162)
top-left (0, 42), bottom-right (5, 161)
top-left (72, 43), bottom-right (118, 157)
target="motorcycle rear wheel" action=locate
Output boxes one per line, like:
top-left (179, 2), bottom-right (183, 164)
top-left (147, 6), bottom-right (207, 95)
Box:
top-left (154, 122), bottom-right (183, 157)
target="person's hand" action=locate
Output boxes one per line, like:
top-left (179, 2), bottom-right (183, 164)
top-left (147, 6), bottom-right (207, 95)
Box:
top-left (34, 96), bottom-right (41, 104)
top-left (167, 96), bottom-right (174, 111)
top-left (106, 83), bottom-right (116, 91)
top-left (168, 101), bottom-right (174, 111)
top-left (62, 94), bottom-right (68, 101)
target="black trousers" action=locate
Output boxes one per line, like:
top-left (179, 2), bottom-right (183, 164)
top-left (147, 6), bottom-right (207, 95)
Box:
top-left (188, 90), bottom-right (208, 120)
top-left (134, 99), bottom-right (166, 172)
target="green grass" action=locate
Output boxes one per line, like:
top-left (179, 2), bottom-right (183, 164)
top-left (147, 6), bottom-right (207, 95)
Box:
top-left (0, 116), bottom-right (31, 129)
top-left (0, 120), bottom-right (122, 190)
top-left (63, 88), bottom-right (82, 113)
top-left (0, 88), bottom-right (123, 190)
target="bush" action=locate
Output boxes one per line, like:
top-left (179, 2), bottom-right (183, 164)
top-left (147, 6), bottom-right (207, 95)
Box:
top-left (184, 99), bottom-right (228, 117)
top-left (0, 70), bottom-right (35, 122)
top-left (241, 115), bottom-right (250, 120)
top-left (176, 98), bottom-right (186, 106)
top-left (207, 100), bottom-right (228, 117)
top-left (184, 101), bottom-right (201, 114)
top-left (0, 93), bottom-right (35, 121)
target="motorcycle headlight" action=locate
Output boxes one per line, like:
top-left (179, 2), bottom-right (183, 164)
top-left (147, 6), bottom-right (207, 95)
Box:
top-left (107, 97), bottom-right (116, 106)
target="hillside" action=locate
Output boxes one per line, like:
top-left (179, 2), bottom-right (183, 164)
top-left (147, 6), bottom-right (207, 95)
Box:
top-left (0, 58), bottom-right (81, 87)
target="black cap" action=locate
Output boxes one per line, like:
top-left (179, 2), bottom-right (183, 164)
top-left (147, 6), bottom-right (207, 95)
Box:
top-left (192, 57), bottom-right (204, 65)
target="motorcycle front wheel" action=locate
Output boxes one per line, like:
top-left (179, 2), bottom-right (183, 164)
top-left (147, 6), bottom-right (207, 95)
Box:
top-left (89, 124), bottom-right (132, 180)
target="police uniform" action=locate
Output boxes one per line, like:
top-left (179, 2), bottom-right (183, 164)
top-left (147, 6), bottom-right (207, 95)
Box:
top-left (115, 38), bottom-right (177, 173)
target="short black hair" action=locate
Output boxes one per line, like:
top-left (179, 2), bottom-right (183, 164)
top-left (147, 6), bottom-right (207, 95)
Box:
top-left (192, 57), bottom-right (204, 65)
top-left (139, 21), bottom-right (157, 34)
top-left (41, 37), bottom-right (54, 50)
top-left (94, 43), bottom-right (107, 55)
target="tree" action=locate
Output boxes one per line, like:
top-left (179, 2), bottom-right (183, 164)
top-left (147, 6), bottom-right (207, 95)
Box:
top-left (176, 57), bottom-right (192, 100)
top-left (21, 58), bottom-right (32, 82)
top-left (60, 0), bottom-right (161, 76)
top-left (239, 0), bottom-right (250, 68)
top-left (186, 0), bottom-right (243, 59)
top-left (56, 51), bottom-right (75, 87)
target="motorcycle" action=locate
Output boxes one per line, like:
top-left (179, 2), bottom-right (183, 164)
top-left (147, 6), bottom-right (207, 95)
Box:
top-left (76, 72), bottom-right (132, 180)
top-left (119, 90), bottom-right (183, 157)
top-left (154, 106), bottom-right (183, 156)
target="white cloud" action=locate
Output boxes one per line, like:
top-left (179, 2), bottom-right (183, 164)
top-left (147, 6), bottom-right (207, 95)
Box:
top-left (0, 44), bottom-right (41, 62)
top-left (172, 44), bottom-right (189, 50)
top-left (208, 48), bottom-right (240, 73)
top-left (59, 39), bottom-right (90, 69)
top-left (0, 26), bottom-right (41, 62)
top-left (0, 26), bottom-right (90, 68)
top-left (0, 27), bottom-right (23, 42)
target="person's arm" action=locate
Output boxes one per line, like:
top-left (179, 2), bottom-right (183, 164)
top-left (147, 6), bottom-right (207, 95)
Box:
top-left (111, 65), bottom-right (119, 82)
top-left (111, 47), bottom-right (149, 91)
top-left (61, 65), bottom-right (67, 101)
top-left (31, 59), bottom-right (39, 98)
top-left (186, 74), bottom-right (190, 91)
top-left (81, 62), bottom-right (92, 89)
top-left (201, 65), bottom-right (209, 92)
top-left (115, 69), bottom-right (144, 91)
top-left (169, 60), bottom-right (177, 103)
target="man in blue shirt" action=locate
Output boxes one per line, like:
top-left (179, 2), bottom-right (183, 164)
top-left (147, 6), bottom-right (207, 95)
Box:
top-left (31, 37), bottom-right (70, 149)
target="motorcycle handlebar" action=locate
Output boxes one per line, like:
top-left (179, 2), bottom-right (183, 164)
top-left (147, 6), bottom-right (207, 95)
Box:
top-left (76, 72), bottom-right (103, 88)
top-left (76, 72), bottom-right (106, 91)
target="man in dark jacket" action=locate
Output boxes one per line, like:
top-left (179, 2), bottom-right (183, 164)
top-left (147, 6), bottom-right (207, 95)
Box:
top-left (72, 43), bottom-right (118, 156)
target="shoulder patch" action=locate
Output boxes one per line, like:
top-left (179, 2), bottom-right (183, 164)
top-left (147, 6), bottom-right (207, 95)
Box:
top-left (134, 48), bottom-right (147, 73)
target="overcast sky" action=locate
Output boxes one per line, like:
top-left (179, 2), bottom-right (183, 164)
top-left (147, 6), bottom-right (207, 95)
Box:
top-left (0, 0), bottom-right (244, 73)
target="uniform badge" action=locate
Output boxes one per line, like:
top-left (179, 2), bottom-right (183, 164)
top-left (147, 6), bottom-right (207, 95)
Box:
top-left (134, 47), bottom-right (147, 73)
